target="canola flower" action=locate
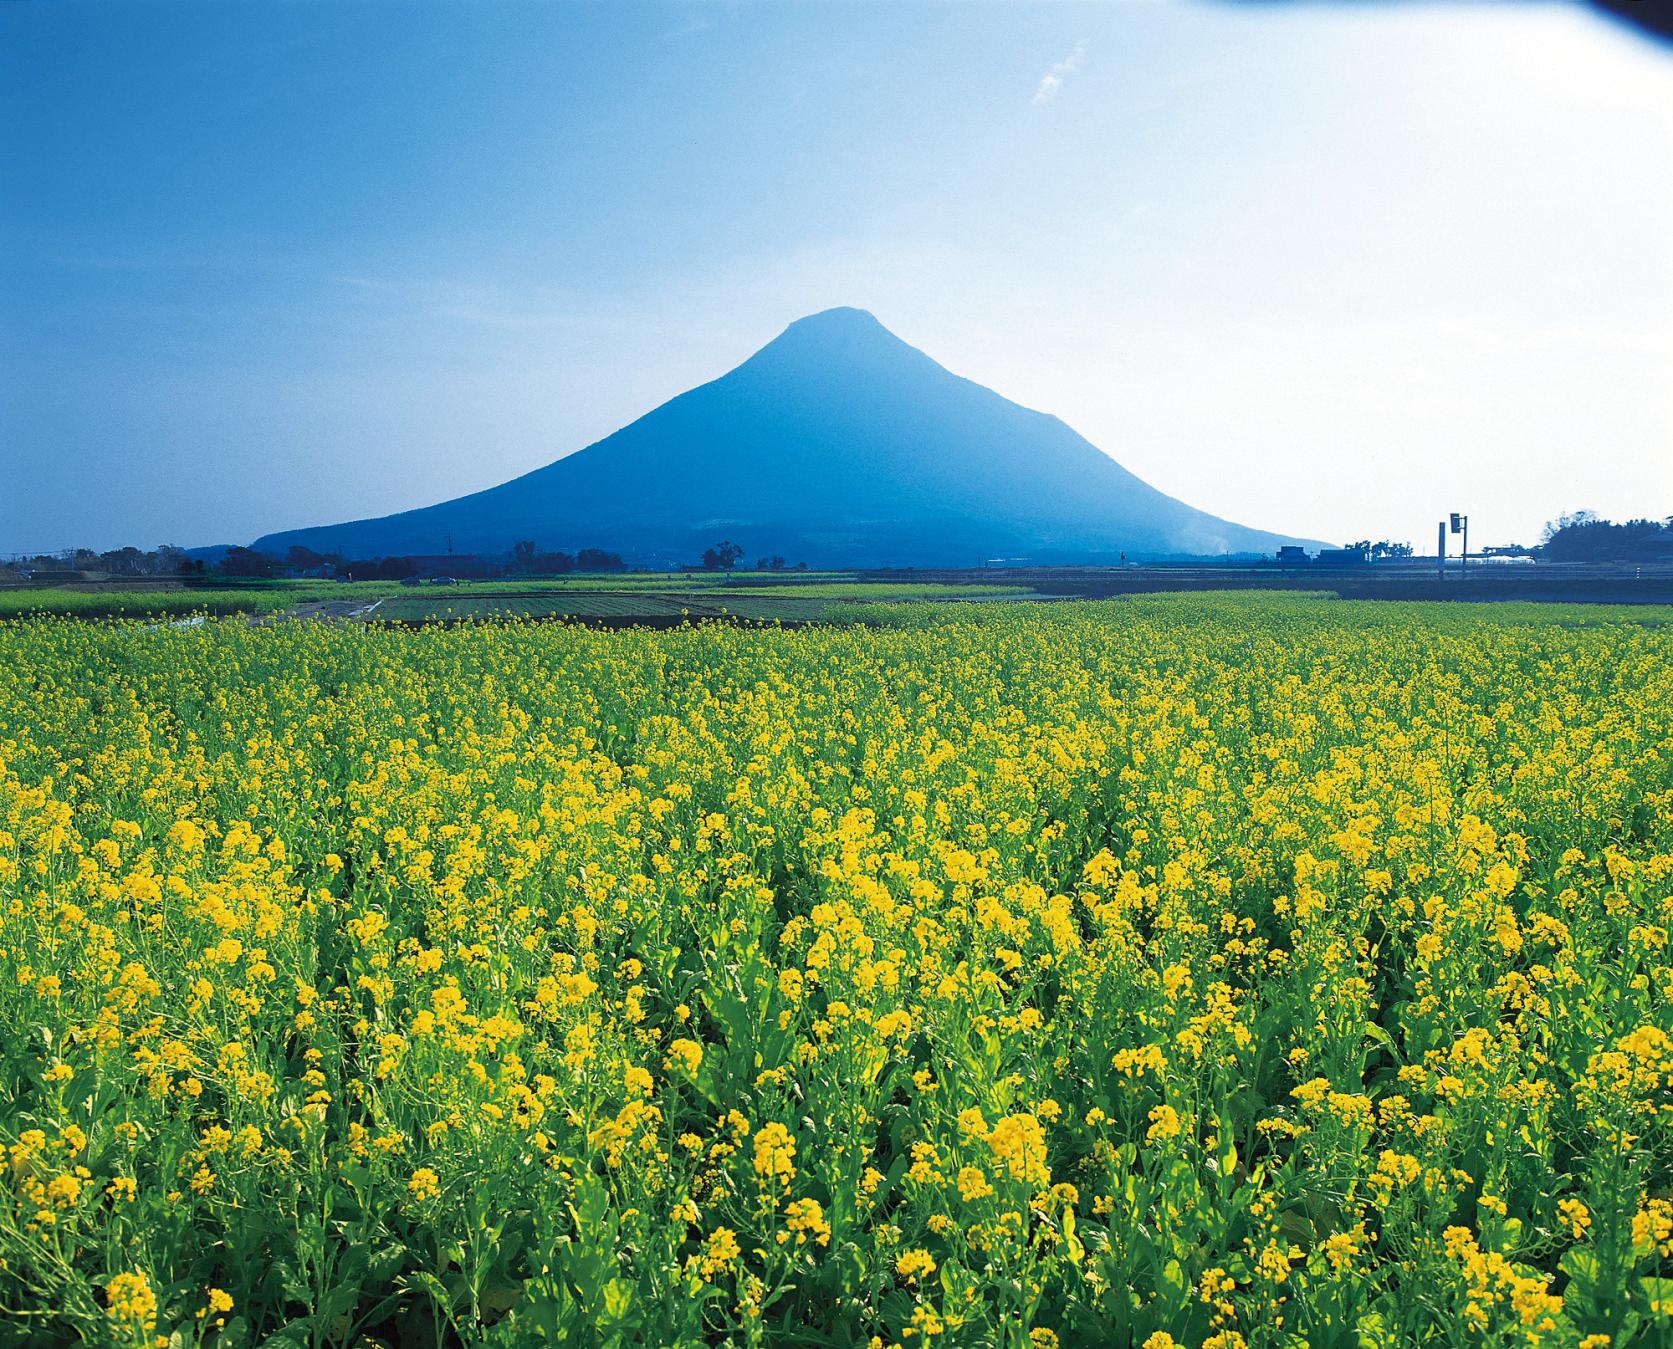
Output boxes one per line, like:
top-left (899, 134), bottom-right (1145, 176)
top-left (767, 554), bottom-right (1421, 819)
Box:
top-left (0, 595), bottom-right (1670, 1346)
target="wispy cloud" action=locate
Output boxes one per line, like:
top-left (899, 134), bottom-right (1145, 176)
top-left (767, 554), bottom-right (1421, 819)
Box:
top-left (1033, 40), bottom-right (1087, 104)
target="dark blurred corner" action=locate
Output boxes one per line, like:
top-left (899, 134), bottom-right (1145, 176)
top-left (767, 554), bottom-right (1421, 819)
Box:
top-left (1218, 1), bottom-right (1671, 45)
top-left (1590, 0), bottom-right (1671, 43)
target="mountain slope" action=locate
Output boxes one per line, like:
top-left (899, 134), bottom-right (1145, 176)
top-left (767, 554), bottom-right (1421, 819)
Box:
top-left (253, 307), bottom-right (1318, 565)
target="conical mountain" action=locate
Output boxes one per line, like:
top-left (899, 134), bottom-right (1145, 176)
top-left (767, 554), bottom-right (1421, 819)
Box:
top-left (253, 307), bottom-right (1316, 566)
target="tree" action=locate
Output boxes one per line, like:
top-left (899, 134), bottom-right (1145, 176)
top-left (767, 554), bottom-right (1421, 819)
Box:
top-left (511, 540), bottom-right (537, 573)
top-left (339, 555), bottom-right (420, 581)
top-left (531, 551), bottom-right (576, 574)
top-left (98, 546), bottom-right (147, 575)
top-left (756, 555), bottom-right (786, 571)
top-left (701, 540), bottom-right (744, 571)
top-left (1346, 540), bottom-right (1413, 559)
top-left (217, 547), bottom-right (274, 578)
top-left (1541, 510), bottom-right (1601, 544)
top-left (1541, 513), bottom-right (1671, 562)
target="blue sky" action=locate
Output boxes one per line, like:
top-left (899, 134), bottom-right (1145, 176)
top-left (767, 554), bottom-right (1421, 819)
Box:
top-left (2, 0), bottom-right (1668, 555)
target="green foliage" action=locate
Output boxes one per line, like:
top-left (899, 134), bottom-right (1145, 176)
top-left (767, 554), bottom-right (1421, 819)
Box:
top-left (0, 597), bottom-right (1670, 1346)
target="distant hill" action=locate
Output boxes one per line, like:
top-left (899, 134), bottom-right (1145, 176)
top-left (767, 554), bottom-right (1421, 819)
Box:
top-left (253, 307), bottom-right (1321, 566)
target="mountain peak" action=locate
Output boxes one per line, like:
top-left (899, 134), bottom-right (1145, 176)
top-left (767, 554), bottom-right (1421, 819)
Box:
top-left (765, 307), bottom-right (902, 354)
top-left (747, 306), bottom-right (927, 376)
top-left (786, 305), bottom-right (884, 332)
top-left (253, 309), bottom-right (1318, 566)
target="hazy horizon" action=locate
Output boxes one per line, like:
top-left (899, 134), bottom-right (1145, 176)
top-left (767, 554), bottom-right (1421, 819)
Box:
top-left (3, 1), bottom-right (1669, 556)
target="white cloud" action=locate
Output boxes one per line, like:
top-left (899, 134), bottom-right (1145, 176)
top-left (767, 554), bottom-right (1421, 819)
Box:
top-left (1033, 40), bottom-right (1087, 104)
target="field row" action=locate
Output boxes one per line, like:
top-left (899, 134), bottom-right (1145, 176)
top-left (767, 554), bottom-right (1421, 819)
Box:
top-left (0, 577), bottom-right (1026, 621)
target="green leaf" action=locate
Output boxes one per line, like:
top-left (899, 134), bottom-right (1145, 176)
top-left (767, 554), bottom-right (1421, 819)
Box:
top-left (1560, 1247), bottom-right (1602, 1320)
top-left (1063, 1206), bottom-right (1084, 1264)
top-left (1158, 1257), bottom-right (1188, 1312)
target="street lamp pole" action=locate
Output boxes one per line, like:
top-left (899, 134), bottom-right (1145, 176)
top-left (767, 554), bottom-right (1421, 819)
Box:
top-left (1449, 513), bottom-right (1469, 581)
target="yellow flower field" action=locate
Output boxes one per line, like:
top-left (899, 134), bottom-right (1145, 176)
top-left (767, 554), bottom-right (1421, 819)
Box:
top-left (1, 596), bottom-right (1670, 1347)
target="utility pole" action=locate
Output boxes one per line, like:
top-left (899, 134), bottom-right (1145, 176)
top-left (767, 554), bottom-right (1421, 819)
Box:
top-left (1437, 522), bottom-right (1446, 581)
top-left (1450, 513), bottom-right (1469, 581)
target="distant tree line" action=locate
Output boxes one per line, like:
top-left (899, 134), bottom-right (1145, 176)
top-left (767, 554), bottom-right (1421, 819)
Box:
top-left (7, 545), bottom-right (203, 576)
top-left (245, 542), bottom-right (626, 580)
top-left (1539, 512), bottom-right (1673, 563)
top-left (692, 541), bottom-right (806, 572)
top-left (8, 541), bottom-right (630, 582)
top-left (509, 541), bottom-right (625, 575)
top-left (1330, 516), bottom-right (1672, 564)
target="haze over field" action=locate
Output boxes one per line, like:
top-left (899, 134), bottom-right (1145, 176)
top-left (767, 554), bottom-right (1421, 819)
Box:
top-left (2, 2), bottom-right (1670, 556)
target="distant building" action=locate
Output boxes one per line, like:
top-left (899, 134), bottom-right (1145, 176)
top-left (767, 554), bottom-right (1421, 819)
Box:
top-left (1315, 547), bottom-right (1370, 567)
top-left (1275, 546), bottom-right (1310, 567)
